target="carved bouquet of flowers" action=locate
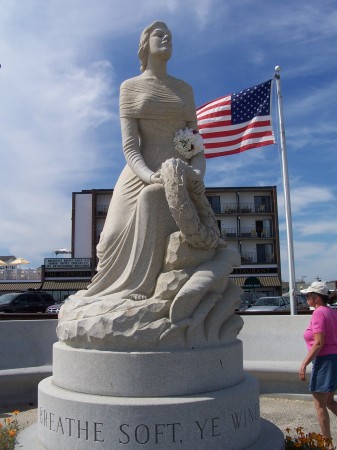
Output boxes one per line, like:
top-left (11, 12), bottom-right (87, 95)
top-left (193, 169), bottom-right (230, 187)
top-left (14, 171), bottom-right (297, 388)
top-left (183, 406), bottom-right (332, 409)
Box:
top-left (173, 127), bottom-right (204, 160)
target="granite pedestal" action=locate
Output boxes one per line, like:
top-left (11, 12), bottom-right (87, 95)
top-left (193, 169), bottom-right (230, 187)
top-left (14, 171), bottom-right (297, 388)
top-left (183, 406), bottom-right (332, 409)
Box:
top-left (33, 340), bottom-right (284, 449)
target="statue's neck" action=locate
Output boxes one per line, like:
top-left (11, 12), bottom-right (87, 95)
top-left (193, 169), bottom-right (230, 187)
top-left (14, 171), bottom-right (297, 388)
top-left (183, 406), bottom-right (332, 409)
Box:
top-left (143, 58), bottom-right (168, 79)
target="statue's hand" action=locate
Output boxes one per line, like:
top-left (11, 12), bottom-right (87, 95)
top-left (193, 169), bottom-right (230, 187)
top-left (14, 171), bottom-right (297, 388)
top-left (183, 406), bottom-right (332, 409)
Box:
top-left (150, 171), bottom-right (163, 185)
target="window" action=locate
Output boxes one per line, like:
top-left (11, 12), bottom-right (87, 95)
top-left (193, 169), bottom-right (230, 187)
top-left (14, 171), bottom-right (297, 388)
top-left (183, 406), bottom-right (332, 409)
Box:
top-left (256, 244), bottom-right (274, 263)
top-left (14, 294), bottom-right (28, 306)
top-left (207, 196), bottom-right (221, 214)
top-left (254, 196), bottom-right (271, 213)
top-left (255, 219), bottom-right (272, 237)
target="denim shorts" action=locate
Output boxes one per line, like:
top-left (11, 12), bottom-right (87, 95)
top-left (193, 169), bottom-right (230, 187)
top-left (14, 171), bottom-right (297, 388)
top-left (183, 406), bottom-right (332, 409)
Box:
top-left (309, 354), bottom-right (337, 392)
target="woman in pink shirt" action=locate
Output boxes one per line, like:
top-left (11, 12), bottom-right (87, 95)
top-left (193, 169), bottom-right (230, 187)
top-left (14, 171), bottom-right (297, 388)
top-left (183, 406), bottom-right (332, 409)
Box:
top-left (299, 281), bottom-right (337, 446)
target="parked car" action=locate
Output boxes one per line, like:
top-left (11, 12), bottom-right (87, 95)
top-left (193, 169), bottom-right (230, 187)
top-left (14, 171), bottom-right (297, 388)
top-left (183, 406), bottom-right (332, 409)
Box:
top-left (295, 294), bottom-right (310, 311)
top-left (45, 302), bottom-right (63, 314)
top-left (0, 291), bottom-right (55, 313)
top-left (329, 291), bottom-right (337, 309)
top-left (237, 293), bottom-right (261, 311)
top-left (245, 296), bottom-right (290, 312)
top-left (282, 293), bottom-right (310, 311)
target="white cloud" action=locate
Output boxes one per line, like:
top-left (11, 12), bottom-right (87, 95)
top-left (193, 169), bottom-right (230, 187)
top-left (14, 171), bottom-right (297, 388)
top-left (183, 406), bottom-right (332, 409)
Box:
top-left (287, 80), bottom-right (337, 120)
top-left (278, 186), bottom-right (335, 215)
top-left (282, 240), bottom-right (337, 284)
top-left (0, 2), bottom-right (121, 263)
top-left (295, 222), bottom-right (337, 237)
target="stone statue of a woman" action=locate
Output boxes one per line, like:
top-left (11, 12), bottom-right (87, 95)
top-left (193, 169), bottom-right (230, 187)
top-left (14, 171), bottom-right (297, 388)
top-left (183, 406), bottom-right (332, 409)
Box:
top-left (57, 21), bottom-right (242, 351)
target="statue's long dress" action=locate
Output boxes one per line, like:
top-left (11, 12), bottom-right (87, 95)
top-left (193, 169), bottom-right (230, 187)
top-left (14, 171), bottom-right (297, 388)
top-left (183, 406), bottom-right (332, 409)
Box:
top-left (80, 76), bottom-right (198, 300)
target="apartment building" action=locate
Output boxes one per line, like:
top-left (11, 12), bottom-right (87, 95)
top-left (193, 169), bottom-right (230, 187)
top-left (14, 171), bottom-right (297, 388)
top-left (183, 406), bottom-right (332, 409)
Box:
top-left (206, 186), bottom-right (281, 296)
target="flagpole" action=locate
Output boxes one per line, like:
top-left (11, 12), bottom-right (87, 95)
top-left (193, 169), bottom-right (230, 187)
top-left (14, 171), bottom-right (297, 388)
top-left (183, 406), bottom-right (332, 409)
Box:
top-left (274, 66), bottom-right (297, 315)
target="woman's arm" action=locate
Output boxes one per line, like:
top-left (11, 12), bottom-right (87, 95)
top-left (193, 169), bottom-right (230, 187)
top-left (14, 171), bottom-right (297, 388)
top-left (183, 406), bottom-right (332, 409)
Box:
top-left (190, 151), bottom-right (206, 179)
top-left (120, 117), bottom-right (156, 184)
top-left (299, 332), bottom-right (325, 381)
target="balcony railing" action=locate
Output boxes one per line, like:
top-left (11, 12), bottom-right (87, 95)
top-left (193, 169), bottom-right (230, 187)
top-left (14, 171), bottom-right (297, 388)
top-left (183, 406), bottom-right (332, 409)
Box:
top-left (221, 203), bottom-right (238, 214)
top-left (218, 203), bottom-right (272, 214)
top-left (221, 228), bottom-right (237, 238)
top-left (241, 252), bottom-right (275, 264)
top-left (0, 269), bottom-right (41, 281)
top-left (222, 227), bottom-right (273, 239)
top-left (96, 205), bottom-right (109, 216)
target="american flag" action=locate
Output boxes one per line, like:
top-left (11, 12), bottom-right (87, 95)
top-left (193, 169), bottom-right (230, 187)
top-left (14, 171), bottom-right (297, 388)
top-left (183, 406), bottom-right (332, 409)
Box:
top-left (196, 79), bottom-right (275, 158)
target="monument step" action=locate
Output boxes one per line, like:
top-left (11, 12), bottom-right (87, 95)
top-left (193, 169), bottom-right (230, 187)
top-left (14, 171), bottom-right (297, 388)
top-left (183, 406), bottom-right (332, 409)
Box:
top-left (53, 340), bottom-right (244, 397)
top-left (34, 374), bottom-right (285, 450)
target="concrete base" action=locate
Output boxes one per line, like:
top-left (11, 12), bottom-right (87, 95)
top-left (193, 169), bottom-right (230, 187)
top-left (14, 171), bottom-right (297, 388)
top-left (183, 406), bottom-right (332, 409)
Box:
top-left (53, 341), bottom-right (244, 397)
top-left (33, 375), bottom-right (284, 450)
top-left (30, 341), bottom-right (285, 449)
top-left (17, 414), bottom-right (284, 450)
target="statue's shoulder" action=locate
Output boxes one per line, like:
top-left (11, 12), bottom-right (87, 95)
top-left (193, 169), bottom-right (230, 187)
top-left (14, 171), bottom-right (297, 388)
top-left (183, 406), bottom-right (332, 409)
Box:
top-left (120, 75), bottom-right (144, 91)
top-left (170, 76), bottom-right (194, 98)
top-left (165, 75), bottom-right (192, 89)
top-left (173, 76), bottom-right (193, 89)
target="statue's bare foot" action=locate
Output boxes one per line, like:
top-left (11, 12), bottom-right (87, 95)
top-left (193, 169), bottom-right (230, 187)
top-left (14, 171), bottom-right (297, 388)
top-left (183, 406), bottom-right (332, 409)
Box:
top-left (129, 293), bottom-right (148, 301)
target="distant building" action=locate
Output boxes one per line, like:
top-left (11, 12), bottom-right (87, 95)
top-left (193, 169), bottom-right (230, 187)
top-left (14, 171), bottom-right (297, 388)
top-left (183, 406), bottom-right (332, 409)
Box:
top-left (72, 186), bottom-right (282, 297)
top-left (0, 255), bottom-right (42, 294)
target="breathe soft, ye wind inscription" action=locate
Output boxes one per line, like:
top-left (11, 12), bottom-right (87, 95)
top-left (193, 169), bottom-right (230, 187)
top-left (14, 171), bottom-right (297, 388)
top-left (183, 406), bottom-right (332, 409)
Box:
top-left (39, 403), bottom-right (259, 447)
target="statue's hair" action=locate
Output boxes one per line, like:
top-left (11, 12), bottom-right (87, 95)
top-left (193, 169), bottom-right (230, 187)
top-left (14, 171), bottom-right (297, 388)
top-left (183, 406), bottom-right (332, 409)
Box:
top-left (138, 21), bottom-right (168, 72)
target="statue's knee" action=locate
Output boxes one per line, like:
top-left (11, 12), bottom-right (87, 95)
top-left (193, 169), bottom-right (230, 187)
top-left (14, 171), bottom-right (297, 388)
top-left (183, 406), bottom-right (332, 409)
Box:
top-left (140, 184), bottom-right (164, 202)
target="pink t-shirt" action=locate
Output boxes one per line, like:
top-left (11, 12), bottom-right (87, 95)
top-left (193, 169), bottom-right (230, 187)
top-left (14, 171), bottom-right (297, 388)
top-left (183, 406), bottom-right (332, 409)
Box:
top-left (304, 306), bottom-right (337, 356)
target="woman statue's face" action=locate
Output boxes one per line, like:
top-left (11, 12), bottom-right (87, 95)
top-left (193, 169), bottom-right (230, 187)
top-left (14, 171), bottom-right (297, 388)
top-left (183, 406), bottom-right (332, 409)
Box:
top-left (148, 26), bottom-right (172, 60)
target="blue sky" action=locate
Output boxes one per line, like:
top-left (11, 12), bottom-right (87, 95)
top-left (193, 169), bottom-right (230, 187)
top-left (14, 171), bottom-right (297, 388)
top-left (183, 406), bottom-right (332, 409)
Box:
top-left (1, 0), bottom-right (336, 284)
